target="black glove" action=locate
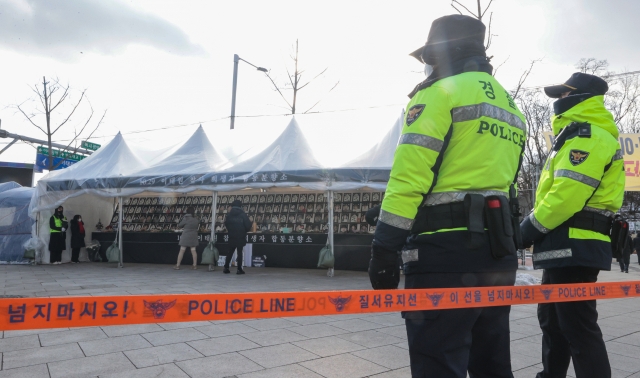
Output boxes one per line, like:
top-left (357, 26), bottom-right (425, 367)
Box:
top-left (365, 205), bottom-right (381, 226)
top-left (369, 245), bottom-right (400, 290)
top-left (519, 215), bottom-right (545, 249)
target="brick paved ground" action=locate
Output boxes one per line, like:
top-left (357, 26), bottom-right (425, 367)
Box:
top-left (0, 257), bottom-right (639, 377)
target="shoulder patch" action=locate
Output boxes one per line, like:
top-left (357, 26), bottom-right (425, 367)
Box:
top-left (569, 149), bottom-right (589, 166)
top-left (406, 104), bottom-right (425, 126)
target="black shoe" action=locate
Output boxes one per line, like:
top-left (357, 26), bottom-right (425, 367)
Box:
top-left (626, 270), bottom-right (629, 273)
top-left (237, 268), bottom-right (245, 275)
top-left (223, 268), bottom-right (230, 274)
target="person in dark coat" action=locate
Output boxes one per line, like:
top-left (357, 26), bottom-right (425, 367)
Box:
top-left (224, 199), bottom-right (252, 274)
top-left (633, 233), bottom-right (640, 265)
top-left (69, 214), bottom-right (86, 263)
top-left (49, 206), bottom-right (68, 264)
top-left (175, 207), bottom-right (200, 270)
top-left (619, 234), bottom-right (633, 273)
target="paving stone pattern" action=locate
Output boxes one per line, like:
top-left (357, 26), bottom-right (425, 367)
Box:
top-left (1, 259), bottom-right (640, 377)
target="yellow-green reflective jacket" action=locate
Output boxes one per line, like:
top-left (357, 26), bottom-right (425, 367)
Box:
top-left (530, 96), bottom-right (624, 269)
top-left (374, 71), bottom-right (526, 252)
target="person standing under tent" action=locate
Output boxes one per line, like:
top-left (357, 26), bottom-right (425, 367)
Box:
top-left (175, 207), bottom-right (199, 270)
top-left (369, 15), bottom-right (525, 377)
top-left (69, 214), bottom-right (86, 263)
top-left (224, 199), bottom-right (251, 275)
top-left (520, 72), bottom-right (624, 378)
top-left (49, 206), bottom-right (68, 264)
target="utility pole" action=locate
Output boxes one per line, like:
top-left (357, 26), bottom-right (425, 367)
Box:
top-left (230, 55), bottom-right (240, 130)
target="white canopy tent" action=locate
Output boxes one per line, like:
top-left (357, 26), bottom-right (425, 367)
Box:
top-left (29, 114), bottom-right (403, 267)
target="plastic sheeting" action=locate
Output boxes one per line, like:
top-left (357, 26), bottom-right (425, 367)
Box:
top-left (331, 110), bottom-right (403, 191)
top-left (0, 182), bottom-right (22, 193)
top-left (0, 183), bottom-right (34, 261)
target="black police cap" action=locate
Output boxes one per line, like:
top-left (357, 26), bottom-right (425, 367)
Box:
top-left (544, 72), bottom-right (609, 98)
top-left (409, 15), bottom-right (486, 64)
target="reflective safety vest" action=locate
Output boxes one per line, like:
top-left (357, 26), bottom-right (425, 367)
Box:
top-left (50, 216), bottom-right (66, 233)
top-left (375, 71), bottom-right (526, 252)
top-left (530, 96), bottom-right (624, 269)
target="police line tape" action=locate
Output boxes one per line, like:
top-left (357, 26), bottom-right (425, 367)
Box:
top-left (1, 281), bottom-right (640, 331)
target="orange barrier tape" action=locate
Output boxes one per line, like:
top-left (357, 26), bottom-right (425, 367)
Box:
top-left (1, 281), bottom-right (640, 331)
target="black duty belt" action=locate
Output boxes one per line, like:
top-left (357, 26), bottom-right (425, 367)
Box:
top-left (411, 202), bottom-right (467, 234)
top-left (563, 210), bottom-right (612, 235)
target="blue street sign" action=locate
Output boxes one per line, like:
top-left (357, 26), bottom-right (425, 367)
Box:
top-left (35, 153), bottom-right (78, 171)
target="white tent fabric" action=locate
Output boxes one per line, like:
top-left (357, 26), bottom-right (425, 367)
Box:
top-left (330, 110), bottom-right (404, 190)
top-left (213, 117), bottom-right (329, 192)
top-left (30, 132), bottom-right (148, 217)
top-left (137, 125), bottom-right (228, 175)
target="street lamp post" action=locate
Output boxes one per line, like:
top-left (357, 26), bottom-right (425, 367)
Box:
top-left (230, 54), bottom-right (268, 130)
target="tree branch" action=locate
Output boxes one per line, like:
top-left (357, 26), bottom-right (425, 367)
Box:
top-left (51, 90), bottom-right (86, 135)
top-left (303, 81), bottom-right (340, 114)
top-left (263, 72), bottom-right (292, 109)
top-left (481, 0), bottom-right (493, 18)
top-left (15, 103), bottom-right (47, 134)
top-left (452, 0), bottom-right (476, 17)
top-left (298, 67), bottom-right (328, 91)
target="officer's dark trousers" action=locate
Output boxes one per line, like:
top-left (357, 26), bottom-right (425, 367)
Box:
top-left (404, 271), bottom-right (516, 378)
top-left (536, 267), bottom-right (610, 378)
top-left (224, 241), bottom-right (243, 269)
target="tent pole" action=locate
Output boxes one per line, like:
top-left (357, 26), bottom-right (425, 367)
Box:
top-left (327, 190), bottom-right (335, 277)
top-left (118, 196), bottom-right (124, 268)
top-left (209, 191), bottom-right (218, 271)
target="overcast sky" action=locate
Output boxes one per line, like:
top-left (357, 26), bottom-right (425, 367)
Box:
top-left (1, 0), bottom-right (639, 172)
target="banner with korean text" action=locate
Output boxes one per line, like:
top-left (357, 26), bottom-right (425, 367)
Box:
top-left (544, 132), bottom-right (640, 191)
top-left (1, 281), bottom-right (640, 331)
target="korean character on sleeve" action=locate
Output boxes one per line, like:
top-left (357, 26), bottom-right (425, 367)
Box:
top-left (487, 290), bottom-right (495, 302)
top-left (372, 295), bottom-right (381, 308)
top-left (498, 290), bottom-right (505, 301)
top-left (474, 290), bottom-right (482, 303)
top-left (464, 291), bottom-right (472, 304)
top-left (515, 289), bottom-right (523, 300)
top-left (450, 292), bottom-right (459, 304)
top-left (506, 290), bottom-right (512, 301)
top-left (8, 304), bottom-right (26, 323)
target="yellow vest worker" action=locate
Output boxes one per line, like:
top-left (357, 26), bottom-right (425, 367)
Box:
top-left (370, 15), bottom-right (525, 378)
top-left (49, 206), bottom-right (68, 264)
top-left (520, 72), bottom-right (623, 378)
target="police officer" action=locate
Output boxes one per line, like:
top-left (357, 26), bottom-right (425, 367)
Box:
top-left (49, 205), bottom-right (68, 264)
top-left (369, 15), bottom-right (526, 378)
top-left (520, 72), bottom-right (624, 378)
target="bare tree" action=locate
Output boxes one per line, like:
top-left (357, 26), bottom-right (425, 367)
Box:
top-left (576, 58), bottom-right (610, 76)
top-left (451, 0), bottom-right (495, 51)
top-left (15, 77), bottom-right (106, 171)
top-left (263, 40), bottom-right (339, 115)
top-left (514, 88), bottom-right (553, 212)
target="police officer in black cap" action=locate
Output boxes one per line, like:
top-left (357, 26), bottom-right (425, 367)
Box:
top-left (370, 14), bottom-right (526, 378)
top-left (520, 72), bottom-right (624, 378)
